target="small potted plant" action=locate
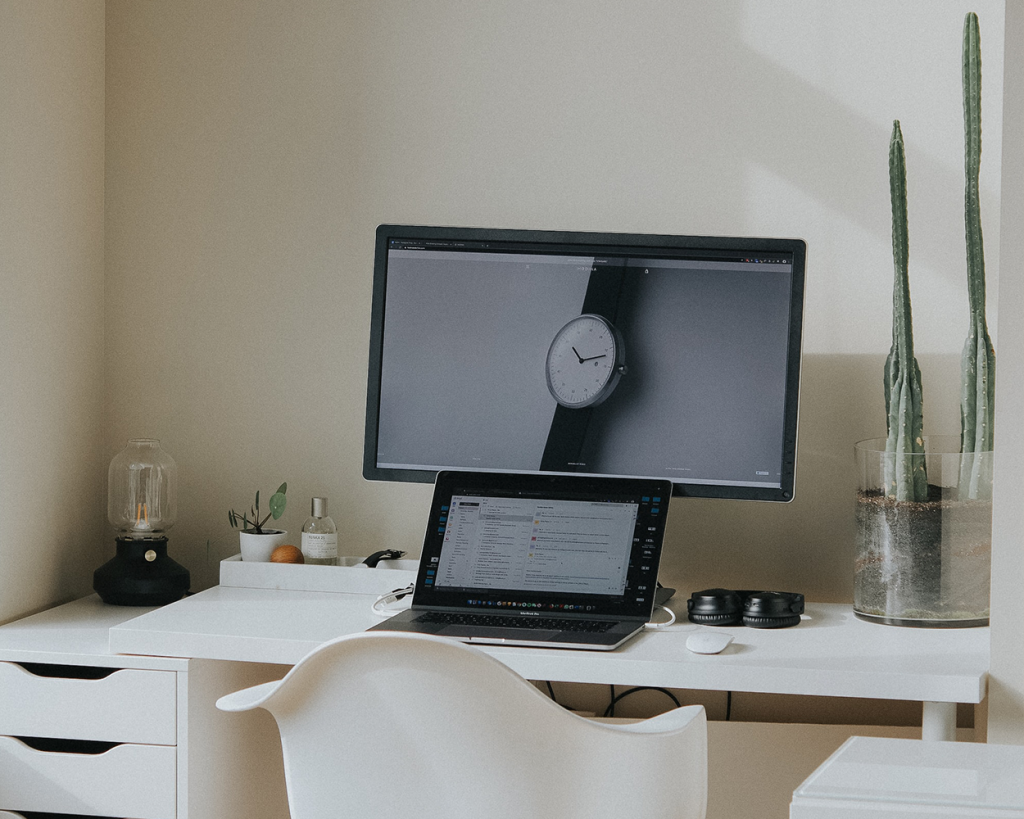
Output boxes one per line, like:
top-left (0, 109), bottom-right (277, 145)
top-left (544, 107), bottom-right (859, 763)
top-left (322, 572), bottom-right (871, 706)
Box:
top-left (229, 482), bottom-right (289, 561)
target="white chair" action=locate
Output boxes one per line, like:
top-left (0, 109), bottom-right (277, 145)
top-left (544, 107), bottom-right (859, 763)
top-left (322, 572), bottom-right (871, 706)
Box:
top-left (217, 631), bottom-right (707, 819)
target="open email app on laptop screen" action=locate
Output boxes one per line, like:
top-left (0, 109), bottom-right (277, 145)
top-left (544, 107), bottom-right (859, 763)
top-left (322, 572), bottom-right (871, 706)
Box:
top-left (367, 472), bottom-right (672, 650)
top-left (434, 495), bottom-right (637, 597)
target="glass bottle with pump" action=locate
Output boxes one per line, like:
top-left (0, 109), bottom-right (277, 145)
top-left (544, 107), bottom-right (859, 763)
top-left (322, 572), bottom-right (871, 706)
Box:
top-left (301, 497), bottom-right (338, 566)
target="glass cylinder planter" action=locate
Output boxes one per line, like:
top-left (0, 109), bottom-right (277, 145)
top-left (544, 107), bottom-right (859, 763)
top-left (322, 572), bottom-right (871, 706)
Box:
top-left (854, 436), bottom-right (991, 627)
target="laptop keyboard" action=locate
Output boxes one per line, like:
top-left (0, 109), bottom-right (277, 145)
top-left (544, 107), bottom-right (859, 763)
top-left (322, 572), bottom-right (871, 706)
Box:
top-left (415, 612), bottom-right (615, 633)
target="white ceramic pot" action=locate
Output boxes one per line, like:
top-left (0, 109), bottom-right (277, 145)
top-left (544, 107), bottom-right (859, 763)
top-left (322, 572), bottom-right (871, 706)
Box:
top-left (239, 529), bottom-right (289, 562)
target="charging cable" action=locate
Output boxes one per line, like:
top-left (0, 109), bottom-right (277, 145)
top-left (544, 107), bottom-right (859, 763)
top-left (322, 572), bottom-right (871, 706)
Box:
top-left (644, 605), bottom-right (677, 629)
top-left (371, 584), bottom-right (415, 617)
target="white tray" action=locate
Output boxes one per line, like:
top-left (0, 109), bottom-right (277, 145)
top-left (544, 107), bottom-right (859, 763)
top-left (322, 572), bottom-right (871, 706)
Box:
top-left (220, 554), bottom-right (418, 595)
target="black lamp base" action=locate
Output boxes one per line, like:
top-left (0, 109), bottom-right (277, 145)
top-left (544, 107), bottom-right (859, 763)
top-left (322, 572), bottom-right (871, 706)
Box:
top-left (94, 537), bottom-right (190, 606)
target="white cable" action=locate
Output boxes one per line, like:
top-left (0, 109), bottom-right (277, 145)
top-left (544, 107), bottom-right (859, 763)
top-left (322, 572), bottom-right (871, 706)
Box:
top-left (645, 605), bottom-right (677, 629)
top-left (371, 584), bottom-right (414, 617)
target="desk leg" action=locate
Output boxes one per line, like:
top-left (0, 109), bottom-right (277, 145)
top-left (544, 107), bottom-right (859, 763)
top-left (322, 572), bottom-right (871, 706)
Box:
top-left (921, 701), bottom-right (957, 741)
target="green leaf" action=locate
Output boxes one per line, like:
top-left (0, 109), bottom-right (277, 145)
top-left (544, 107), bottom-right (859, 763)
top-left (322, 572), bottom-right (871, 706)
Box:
top-left (277, 482), bottom-right (288, 495)
top-left (269, 490), bottom-right (287, 520)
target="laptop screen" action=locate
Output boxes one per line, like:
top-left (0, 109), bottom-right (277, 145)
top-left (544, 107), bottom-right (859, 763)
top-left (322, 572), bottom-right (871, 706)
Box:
top-left (412, 472), bottom-right (672, 619)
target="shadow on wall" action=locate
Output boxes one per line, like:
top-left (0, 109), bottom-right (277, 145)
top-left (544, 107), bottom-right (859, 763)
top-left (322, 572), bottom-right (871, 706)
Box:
top-left (353, 1), bottom-right (998, 294)
top-left (657, 352), bottom-right (962, 603)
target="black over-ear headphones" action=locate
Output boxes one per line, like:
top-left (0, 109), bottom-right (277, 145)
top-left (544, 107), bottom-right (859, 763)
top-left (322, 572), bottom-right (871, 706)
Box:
top-left (686, 588), bottom-right (805, 629)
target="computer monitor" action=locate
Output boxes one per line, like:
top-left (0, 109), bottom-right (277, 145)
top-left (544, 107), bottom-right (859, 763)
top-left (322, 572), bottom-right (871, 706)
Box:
top-left (363, 225), bottom-right (805, 501)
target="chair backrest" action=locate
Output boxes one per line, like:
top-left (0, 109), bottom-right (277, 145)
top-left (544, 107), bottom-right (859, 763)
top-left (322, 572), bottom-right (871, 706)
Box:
top-left (217, 631), bottom-right (707, 819)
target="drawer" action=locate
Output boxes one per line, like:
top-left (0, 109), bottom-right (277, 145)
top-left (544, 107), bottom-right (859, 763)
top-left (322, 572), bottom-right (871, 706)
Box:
top-left (0, 735), bottom-right (176, 819)
top-left (0, 661), bottom-right (176, 745)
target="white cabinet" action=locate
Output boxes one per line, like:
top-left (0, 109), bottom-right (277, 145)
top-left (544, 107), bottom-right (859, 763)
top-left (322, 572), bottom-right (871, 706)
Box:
top-left (791, 736), bottom-right (1024, 819)
top-left (0, 660), bottom-right (178, 817)
top-left (0, 596), bottom-right (290, 819)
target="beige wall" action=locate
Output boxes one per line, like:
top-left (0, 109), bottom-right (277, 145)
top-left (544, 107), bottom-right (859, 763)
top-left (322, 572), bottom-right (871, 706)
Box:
top-left (104, 0), bottom-right (1006, 595)
top-left (101, 2), bottom-right (1022, 752)
top-left (0, 3), bottom-right (1018, 815)
top-left (0, 0), bottom-right (1018, 753)
top-left (0, 1), bottom-right (106, 623)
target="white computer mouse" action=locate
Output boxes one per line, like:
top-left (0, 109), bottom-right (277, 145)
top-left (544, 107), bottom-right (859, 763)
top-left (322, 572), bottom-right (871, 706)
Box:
top-left (685, 631), bottom-right (734, 655)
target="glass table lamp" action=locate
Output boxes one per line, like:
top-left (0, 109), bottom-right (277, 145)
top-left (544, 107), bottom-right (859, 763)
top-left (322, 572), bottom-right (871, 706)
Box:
top-left (94, 438), bottom-right (190, 606)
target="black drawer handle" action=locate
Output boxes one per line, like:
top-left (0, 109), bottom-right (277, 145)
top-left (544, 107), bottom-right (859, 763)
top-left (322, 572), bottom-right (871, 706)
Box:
top-left (12, 811), bottom-right (115, 818)
top-left (15, 663), bottom-right (117, 681)
top-left (15, 736), bottom-right (119, 755)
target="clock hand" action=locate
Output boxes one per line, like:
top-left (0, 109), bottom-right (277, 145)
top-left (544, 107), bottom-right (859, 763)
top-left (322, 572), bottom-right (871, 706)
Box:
top-left (571, 346), bottom-right (585, 364)
top-left (580, 353), bottom-right (607, 363)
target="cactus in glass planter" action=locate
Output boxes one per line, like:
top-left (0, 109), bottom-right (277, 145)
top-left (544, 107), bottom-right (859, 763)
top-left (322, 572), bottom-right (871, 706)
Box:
top-left (856, 15), bottom-right (995, 627)
top-left (883, 120), bottom-right (928, 502)
top-left (958, 11), bottom-right (995, 499)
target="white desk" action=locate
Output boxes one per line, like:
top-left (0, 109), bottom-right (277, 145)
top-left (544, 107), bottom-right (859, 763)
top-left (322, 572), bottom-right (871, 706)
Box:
top-left (109, 585), bottom-right (990, 740)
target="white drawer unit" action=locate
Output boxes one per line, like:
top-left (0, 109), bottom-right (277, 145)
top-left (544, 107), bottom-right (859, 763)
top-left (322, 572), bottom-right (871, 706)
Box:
top-left (0, 598), bottom-right (181, 819)
top-left (0, 595), bottom-right (291, 819)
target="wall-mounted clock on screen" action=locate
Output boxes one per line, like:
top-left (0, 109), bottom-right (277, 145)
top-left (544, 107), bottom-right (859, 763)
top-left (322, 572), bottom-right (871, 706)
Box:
top-left (545, 313), bottom-right (627, 408)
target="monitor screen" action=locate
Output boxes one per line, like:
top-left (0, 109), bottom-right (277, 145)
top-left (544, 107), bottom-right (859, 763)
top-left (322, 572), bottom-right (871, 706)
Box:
top-left (363, 225), bottom-right (805, 501)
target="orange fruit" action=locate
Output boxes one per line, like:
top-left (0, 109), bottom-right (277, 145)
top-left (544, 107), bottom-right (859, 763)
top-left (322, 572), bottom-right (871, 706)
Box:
top-left (270, 544), bottom-right (304, 564)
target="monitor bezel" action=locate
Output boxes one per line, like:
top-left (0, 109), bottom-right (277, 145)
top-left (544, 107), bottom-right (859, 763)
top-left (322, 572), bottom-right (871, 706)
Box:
top-left (363, 224), bottom-right (805, 501)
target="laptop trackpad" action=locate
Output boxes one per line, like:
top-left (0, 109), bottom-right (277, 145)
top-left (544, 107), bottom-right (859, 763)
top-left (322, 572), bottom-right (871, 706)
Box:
top-left (438, 625), bottom-right (560, 641)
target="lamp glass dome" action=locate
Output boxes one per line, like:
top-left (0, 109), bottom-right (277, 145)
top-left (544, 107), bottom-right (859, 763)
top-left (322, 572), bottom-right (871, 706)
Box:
top-left (108, 438), bottom-right (177, 539)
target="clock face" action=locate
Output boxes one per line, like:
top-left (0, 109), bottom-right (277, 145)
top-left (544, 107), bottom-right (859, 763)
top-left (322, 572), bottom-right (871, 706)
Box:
top-left (545, 314), bottom-right (626, 408)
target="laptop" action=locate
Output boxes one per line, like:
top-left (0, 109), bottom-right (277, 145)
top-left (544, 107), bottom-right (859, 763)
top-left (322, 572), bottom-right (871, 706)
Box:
top-left (368, 471), bottom-right (672, 650)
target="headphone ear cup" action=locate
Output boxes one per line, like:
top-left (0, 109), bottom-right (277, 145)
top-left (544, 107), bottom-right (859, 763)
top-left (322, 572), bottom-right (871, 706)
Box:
top-left (687, 589), bottom-right (744, 626)
top-left (742, 591), bottom-right (804, 628)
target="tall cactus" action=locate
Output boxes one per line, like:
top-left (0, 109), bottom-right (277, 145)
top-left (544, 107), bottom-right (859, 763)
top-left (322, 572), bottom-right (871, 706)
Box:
top-left (959, 11), bottom-right (995, 499)
top-left (884, 120), bottom-right (927, 501)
